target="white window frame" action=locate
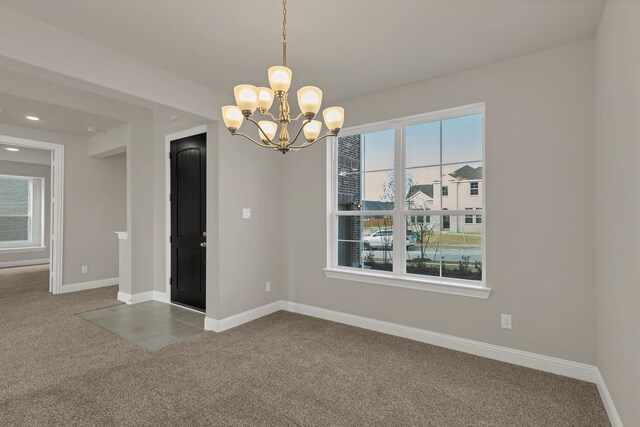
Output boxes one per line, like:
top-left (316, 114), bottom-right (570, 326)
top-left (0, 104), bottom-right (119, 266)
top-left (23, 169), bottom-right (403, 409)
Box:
top-left (324, 103), bottom-right (490, 299)
top-left (0, 174), bottom-right (45, 252)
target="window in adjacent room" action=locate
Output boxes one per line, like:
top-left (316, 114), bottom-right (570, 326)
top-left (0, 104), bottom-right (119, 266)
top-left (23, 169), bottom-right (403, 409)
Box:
top-left (327, 103), bottom-right (486, 294)
top-left (0, 175), bottom-right (45, 250)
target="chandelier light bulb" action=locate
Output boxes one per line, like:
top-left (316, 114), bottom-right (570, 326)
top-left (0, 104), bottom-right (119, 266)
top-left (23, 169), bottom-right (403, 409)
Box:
top-left (297, 86), bottom-right (323, 116)
top-left (258, 121), bottom-right (278, 142)
top-left (221, 106), bottom-right (244, 130)
top-left (257, 87), bottom-right (275, 111)
top-left (323, 107), bottom-right (345, 133)
top-left (234, 84), bottom-right (259, 114)
top-left (303, 120), bottom-right (322, 142)
top-left (268, 66), bottom-right (292, 93)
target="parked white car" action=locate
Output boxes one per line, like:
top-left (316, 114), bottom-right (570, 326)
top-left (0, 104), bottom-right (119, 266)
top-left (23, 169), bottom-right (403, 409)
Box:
top-left (363, 230), bottom-right (417, 250)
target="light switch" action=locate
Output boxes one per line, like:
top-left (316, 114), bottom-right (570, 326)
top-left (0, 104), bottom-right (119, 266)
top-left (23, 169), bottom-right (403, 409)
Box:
top-left (242, 208), bottom-right (251, 219)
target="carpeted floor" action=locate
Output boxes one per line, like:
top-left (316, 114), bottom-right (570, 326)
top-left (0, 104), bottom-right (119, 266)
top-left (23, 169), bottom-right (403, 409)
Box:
top-left (0, 265), bottom-right (609, 426)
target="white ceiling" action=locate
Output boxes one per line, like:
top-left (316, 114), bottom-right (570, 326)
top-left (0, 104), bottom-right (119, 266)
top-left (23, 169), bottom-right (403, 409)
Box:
top-left (0, 144), bottom-right (50, 165)
top-left (0, 0), bottom-right (605, 104)
top-left (0, 92), bottom-right (126, 137)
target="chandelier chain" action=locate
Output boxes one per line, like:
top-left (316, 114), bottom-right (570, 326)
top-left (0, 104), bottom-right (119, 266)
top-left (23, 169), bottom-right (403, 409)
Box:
top-left (282, 0), bottom-right (287, 66)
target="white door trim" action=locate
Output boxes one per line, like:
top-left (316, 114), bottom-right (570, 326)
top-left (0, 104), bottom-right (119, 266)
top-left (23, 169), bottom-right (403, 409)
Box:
top-left (164, 125), bottom-right (208, 304)
top-left (0, 134), bottom-right (64, 294)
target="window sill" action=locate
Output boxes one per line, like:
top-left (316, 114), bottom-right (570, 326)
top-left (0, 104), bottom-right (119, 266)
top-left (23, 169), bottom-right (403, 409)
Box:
top-left (0, 246), bottom-right (46, 254)
top-left (323, 267), bottom-right (491, 299)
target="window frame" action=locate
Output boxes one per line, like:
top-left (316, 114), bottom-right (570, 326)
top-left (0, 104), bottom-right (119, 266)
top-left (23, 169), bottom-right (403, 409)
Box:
top-left (0, 174), bottom-right (45, 252)
top-left (325, 103), bottom-right (490, 299)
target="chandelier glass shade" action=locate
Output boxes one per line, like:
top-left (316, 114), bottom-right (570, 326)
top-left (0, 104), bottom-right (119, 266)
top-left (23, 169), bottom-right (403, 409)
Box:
top-left (221, 0), bottom-right (344, 153)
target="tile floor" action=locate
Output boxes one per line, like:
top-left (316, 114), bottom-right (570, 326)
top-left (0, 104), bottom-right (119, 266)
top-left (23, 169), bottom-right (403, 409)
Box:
top-left (77, 300), bottom-right (205, 351)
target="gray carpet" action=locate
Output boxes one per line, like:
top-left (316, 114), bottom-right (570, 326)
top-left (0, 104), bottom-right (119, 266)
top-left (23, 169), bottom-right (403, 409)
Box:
top-left (0, 265), bottom-right (609, 426)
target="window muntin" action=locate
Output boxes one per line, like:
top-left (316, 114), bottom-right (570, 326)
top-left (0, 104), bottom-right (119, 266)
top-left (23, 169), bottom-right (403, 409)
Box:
top-left (332, 104), bottom-right (485, 287)
top-left (0, 175), bottom-right (44, 249)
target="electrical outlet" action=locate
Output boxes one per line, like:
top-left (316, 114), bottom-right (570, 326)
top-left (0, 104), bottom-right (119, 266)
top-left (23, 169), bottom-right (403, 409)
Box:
top-left (265, 282), bottom-right (271, 292)
top-left (242, 208), bottom-right (251, 219)
top-left (501, 314), bottom-right (512, 329)
top-left (81, 265), bottom-right (88, 274)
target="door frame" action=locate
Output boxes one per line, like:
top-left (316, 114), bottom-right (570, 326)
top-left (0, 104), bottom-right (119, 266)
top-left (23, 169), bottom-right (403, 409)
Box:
top-left (0, 134), bottom-right (64, 294)
top-left (164, 125), bottom-right (207, 304)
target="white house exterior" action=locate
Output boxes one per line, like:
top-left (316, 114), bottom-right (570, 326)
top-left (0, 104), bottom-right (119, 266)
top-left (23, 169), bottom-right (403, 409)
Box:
top-left (406, 165), bottom-right (483, 233)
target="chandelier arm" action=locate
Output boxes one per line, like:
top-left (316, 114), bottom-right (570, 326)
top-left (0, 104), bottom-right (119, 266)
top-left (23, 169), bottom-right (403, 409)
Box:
top-left (290, 112), bottom-right (306, 122)
top-left (260, 110), bottom-right (279, 121)
top-left (232, 132), bottom-right (276, 149)
top-left (286, 118), bottom-right (312, 147)
top-left (246, 116), bottom-right (276, 145)
top-left (288, 133), bottom-right (337, 150)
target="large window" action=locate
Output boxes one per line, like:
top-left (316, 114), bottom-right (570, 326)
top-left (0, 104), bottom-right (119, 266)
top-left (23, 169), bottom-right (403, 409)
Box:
top-left (0, 175), bottom-right (45, 250)
top-left (328, 104), bottom-right (487, 296)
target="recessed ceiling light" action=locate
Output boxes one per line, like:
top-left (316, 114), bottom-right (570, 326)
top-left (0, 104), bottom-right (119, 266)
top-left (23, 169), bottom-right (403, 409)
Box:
top-left (4, 147), bottom-right (20, 152)
top-left (85, 126), bottom-right (97, 133)
top-left (25, 115), bottom-right (40, 121)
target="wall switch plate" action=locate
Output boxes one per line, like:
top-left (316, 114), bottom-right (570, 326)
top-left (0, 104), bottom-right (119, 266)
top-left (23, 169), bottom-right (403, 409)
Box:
top-left (501, 314), bottom-right (512, 329)
top-left (81, 265), bottom-right (88, 274)
top-left (265, 282), bottom-right (271, 292)
top-left (242, 208), bottom-right (251, 219)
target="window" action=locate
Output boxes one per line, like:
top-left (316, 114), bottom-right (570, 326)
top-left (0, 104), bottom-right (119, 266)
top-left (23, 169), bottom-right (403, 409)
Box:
top-left (0, 175), bottom-right (45, 251)
top-left (465, 208), bottom-right (473, 224)
top-left (470, 182), bottom-right (479, 196)
top-left (328, 103), bottom-right (487, 297)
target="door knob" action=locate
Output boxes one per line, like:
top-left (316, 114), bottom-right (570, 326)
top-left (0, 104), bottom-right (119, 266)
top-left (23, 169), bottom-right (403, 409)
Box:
top-left (200, 242), bottom-right (207, 248)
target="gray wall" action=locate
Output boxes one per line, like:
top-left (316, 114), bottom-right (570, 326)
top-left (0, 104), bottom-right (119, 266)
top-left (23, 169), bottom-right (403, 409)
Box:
top-left (595, 1), bottom-right (640, 425)
top-left (0, 159), bottom-right (50, 264)
top-left (151, 118), bottom-right (284, 320)
top-left (282, 40), bottom-right (597, 364)
top-left (0, 123), bottom-right (127, 286)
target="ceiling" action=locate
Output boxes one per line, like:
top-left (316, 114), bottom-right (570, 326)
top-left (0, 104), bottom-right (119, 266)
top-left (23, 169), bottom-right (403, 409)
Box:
top-left (0, 92), bottom-right (126, 137)
top-left (0, 0), bottom-right (606, 104)
top-left (0, 144), bottom-right (50, 165)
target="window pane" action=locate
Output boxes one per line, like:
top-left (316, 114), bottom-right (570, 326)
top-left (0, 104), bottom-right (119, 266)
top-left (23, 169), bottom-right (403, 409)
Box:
top-left (441, 161), bottom-right (482, 210)
top-left (363, 129), bottom-right (394, 171)
top-left (441, 215), bottom-right (483, 281)
top-left (406, 121), bottom-right (440, 168)
top-left (0, 217), bottom-right (28, 241)
top-left (363, 171), bottom-right (394, 211)
top-left (338, 215), bottom-right (361, 241)
top-left (0, 177), bottom-right (29, 215)
top-left (442, 114), bottom-right (482, 164)
top-left (363, 216), bottom-right (393, 271)
top-left (338, 134), bottom-right (362, 211)
top-left (406, 166), bottom-right (440, 210)
top-left (338, 241), bottom-right (361, 268)
top-left (406, 216), bottom-right (441, 277)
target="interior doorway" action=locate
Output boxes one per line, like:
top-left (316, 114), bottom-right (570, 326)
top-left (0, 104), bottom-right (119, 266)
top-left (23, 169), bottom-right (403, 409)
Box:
top-left (169, 132), bottom-right (206, 311)
top-left (0, 134), bottom-right (64, 294)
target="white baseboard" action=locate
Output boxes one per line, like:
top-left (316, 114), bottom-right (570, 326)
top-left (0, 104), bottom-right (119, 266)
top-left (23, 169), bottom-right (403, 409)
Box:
top-left (284, 301), bottom-right (598, 383)
top-left (62, 277), bottom-right (118, 293)
top-left (117, 290), bottom-right (166, 305)
top-left (0, 258), bottom-right (49, 268)
top-left (594, 368), bottom-right (623, 427)
top-left (204, 300), bottom-right (284, 333)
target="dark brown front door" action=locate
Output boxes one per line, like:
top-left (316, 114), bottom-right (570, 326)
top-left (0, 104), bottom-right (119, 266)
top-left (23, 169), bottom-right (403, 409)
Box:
top-left (170, 133), bottom-right (206, 311)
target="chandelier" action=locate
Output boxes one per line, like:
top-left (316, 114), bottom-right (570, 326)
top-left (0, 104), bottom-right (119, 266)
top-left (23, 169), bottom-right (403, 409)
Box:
top-left (221, 0), bottom-right (344, 154)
